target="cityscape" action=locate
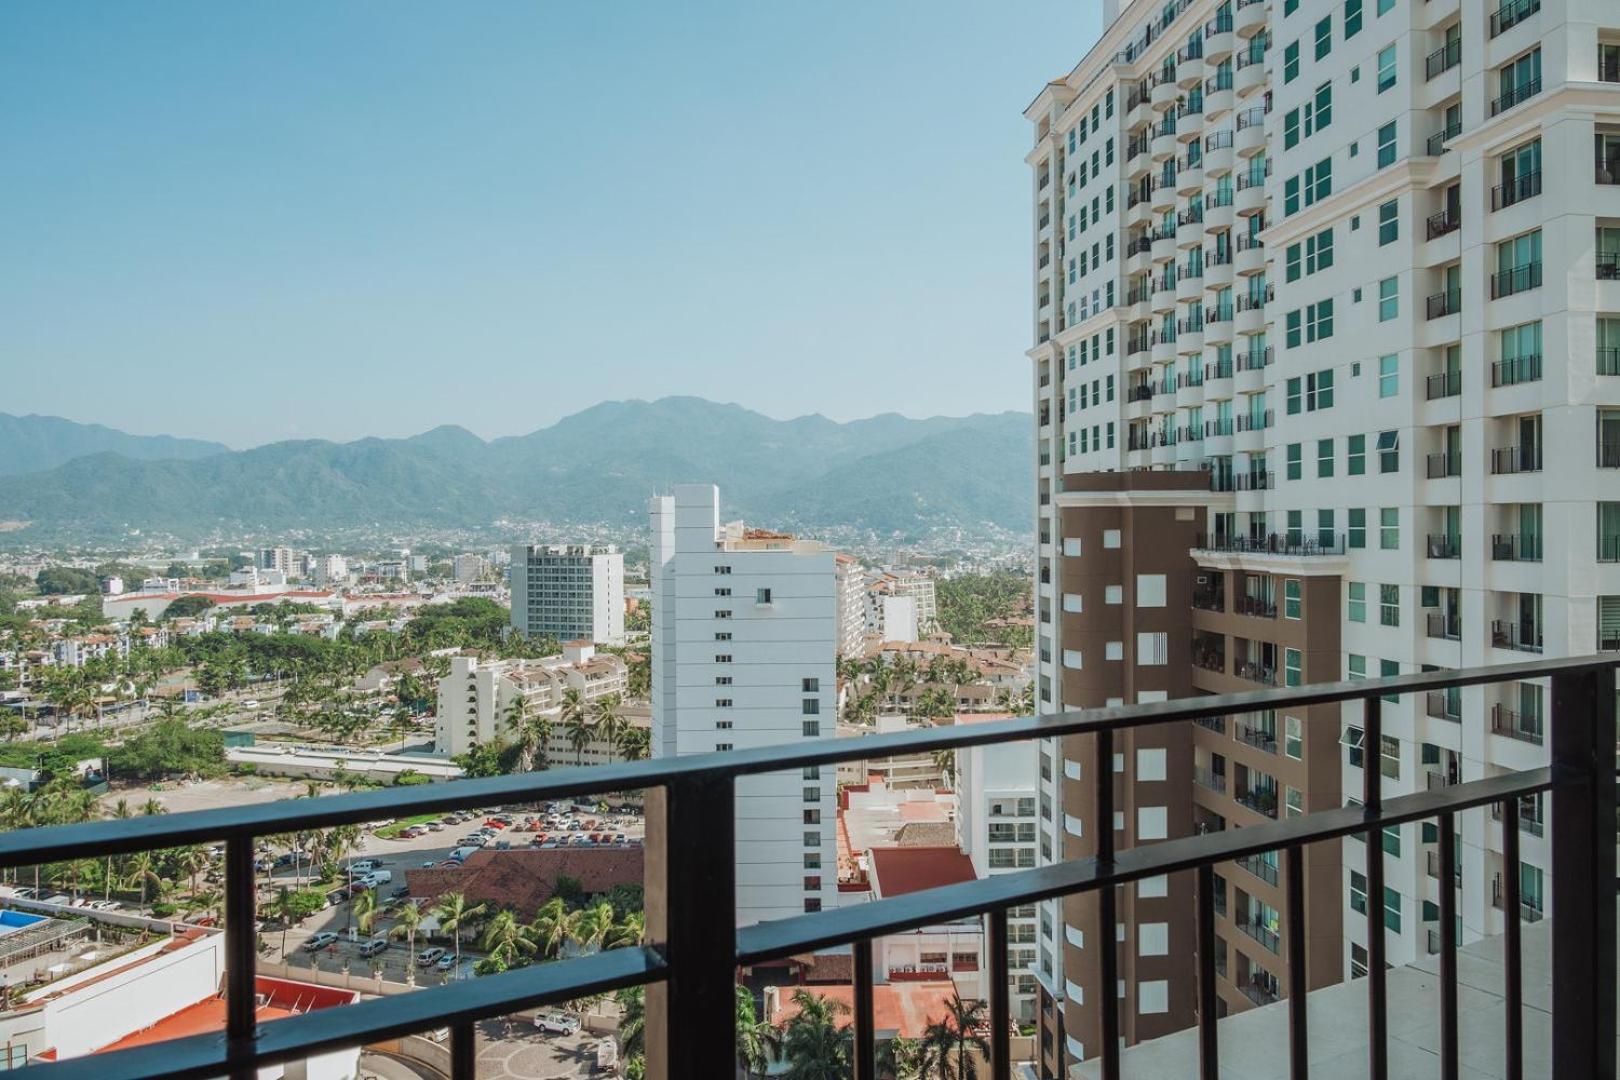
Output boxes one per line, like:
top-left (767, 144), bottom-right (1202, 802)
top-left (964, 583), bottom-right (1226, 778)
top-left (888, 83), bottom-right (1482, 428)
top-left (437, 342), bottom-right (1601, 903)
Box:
top-left (0, 0), bottom-right (1617, 1078)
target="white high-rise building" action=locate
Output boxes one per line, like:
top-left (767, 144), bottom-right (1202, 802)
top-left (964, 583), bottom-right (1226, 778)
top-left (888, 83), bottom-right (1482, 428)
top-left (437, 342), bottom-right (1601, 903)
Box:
top-left (510, 545), bottom-right (625, 646)
top-left (649, 484), bottom-right (837, 925)
top-left (835, 554), bottom-right (868, 658)
top-left (1026, 0), bottom-right (1620, 1073)
top-left (259, 547), bottom-right (298, 576)
top-left (452, 553), bottom-right (490, 583)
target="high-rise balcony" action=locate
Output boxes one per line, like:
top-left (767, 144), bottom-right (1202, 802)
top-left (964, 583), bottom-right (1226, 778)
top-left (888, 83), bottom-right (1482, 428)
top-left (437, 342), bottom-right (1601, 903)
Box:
top-left (1490, 0), bottom-right (1540, 37)
top-left (1426, 689), bottom-right (1462, 721)
top-left (1234, 594), bottom-right (1277, 618)
top-left (1492, 619), bottom-right (1544, 653)
top-left (1493, 533), bottom-right (1543, 562)
top-left (1492, 703), bottom-right (1545, 745)
top-left (1492, 170), bottom-right (1542, 211)
top-left (1491, 77), bottom-right (1542, 118)
top-left (1426, 39), bottom-right (1462, 80)
top-left (1235, 852), bottom-right (1279, 887)
top-left (1493, 353), bottom-right (1543, 387)
top-left (1194, 766), bottom-right (1228, 794)
top-left (1197, 531), bottom-right (1344, 556)
top-left (1234, 660), bottom-right (1277, 686)
top-left (1428, 120), bottom-right (1463, 156)
top-left (1427, 208), bottom-right (1462, 240)
top-left (1426, 533), bottom-right (1462, 560)
top-left (1491, 261), bottom-right (1543, 298)
top-left (4, 660), bottom-right (1615, 1080)
top-left (1599, 254), bottom-right (1620, 281)
top-left (1491, 444), bottom-right (1543, 474)
top-left (1426, 370), bottom-right (1462, 399)
top-left (1427, 287), bottom-right (1462, 319)
top-left (1426, 451), bottom-right (1463, 479)
top-left (1427, 611), bottom-right (1463, 641)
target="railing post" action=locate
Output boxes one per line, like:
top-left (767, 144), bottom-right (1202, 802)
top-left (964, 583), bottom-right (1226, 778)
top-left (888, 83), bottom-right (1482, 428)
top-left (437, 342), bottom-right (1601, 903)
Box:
top-left (1550, 666), bottom-right (1617, 1080)
top-left (1361, 697), bottom-right (1387, 1080)
top-left (1095, 729), bottom-right (1121, 1080)
top-left (987, 909), bottom-right (1011, 1079)
top-left (644, 775), bottom-right (737, 1080)
top-left (224, 835), bottom-right (259, 1080)
top-left (854, 938), bottom-right (876, 1080)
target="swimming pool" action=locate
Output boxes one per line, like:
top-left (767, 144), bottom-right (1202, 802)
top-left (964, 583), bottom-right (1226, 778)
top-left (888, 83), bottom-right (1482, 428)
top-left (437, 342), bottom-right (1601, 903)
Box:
top-left (0, 910), bottom-right (47, 936)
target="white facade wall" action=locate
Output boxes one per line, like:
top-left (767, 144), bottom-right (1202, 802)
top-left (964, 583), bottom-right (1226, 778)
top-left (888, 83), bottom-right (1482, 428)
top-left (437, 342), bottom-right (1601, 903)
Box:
top-left (650, 484), bottom-right (837, 925)
top-left (957, 739), bottom-right (1042, 1021)
top-left (1028, 0), bottom-right (1620, 1066)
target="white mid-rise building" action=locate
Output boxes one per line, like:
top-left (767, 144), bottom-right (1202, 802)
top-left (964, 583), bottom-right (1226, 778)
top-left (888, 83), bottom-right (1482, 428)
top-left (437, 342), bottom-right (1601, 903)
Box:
top-left (1026, 0), bottom-right (1620, 1073)
top-left (452, 553), bottom-right (490, 583)
top-left (510, 545), bottom-right (625, 646)
top-left (650, 484), bottom-right (837, 925)
top-left (835, 554), bottom-right (868, 657)
top-left (432, 643), bottom-right (630, 761)
top-left (955, 729), bottom-right (1042, 1023)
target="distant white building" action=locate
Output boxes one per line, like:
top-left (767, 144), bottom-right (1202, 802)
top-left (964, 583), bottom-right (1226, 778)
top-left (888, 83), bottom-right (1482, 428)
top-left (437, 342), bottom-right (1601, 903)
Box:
top-left (258, 548), bottom-right (299, 577)
top-left (834, 554), bottom-right (867, 658)
top-left (650, 484), bottom-right (836, 925)
top-left (510, 545), bottom-right (625, 646)
top-left (452, 554), bottom-right (490, 583)
top-left (432, 643), bottom-right (631, 760)
top-left (311, 555), bottom-right (348, 587)
top-left (880, 595), bottom-right (919, 644)
top-left (955, 722), bottom-right (1040, 1021)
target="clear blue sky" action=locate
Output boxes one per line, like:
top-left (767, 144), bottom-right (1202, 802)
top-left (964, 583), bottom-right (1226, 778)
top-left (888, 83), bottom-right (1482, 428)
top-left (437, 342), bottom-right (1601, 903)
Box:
top-left (0, 2), bottom-right (1096, 448)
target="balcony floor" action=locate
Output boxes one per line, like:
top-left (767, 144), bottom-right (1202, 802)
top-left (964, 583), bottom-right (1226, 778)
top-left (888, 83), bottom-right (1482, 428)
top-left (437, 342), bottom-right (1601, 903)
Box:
top-left (1074, 902), bottom-right (1617, 1079)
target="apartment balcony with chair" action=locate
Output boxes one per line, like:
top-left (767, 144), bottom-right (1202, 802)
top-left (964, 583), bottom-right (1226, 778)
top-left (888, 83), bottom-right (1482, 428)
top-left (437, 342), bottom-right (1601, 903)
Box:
top-left (1426, 533), bottom-right (1462, 560)
top-left (1234, 594), bottom-right (1278, 618)
top-left (1234, 717), bottom-right (1278, 754)
top-left (5, 660), bottom-right (1616, 1080)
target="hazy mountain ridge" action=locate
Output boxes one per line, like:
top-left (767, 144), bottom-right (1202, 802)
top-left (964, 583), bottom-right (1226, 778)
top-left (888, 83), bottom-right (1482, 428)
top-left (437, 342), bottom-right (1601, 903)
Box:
top-left (0, 413), bottom-right (231, 476)
top-left (0, 398), bottom-right (1031, 539)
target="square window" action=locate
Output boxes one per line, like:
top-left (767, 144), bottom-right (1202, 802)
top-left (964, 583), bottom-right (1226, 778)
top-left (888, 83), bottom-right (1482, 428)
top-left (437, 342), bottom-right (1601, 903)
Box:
top-left (1105, 641), bottom-right (1124, 661)
top-left (1136, 574), bottom-right (1167, 607)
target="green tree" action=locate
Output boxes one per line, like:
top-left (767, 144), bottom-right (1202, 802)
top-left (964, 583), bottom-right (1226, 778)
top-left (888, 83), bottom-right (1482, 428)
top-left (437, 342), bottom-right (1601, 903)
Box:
top-left (432, 891), bottom-right (486, 971)
top-left (780, 990), bottom-right (853, 1080)
top-left (479, 908), bottom-right (536, 966)
top-left (561, 688), bottom-right (591, 766)
top-left (736, 985), bottom-right (781, 1078)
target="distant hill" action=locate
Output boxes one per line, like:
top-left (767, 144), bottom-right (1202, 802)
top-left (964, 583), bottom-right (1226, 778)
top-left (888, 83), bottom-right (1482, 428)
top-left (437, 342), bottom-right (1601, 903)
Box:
top-left (0, 398), bottom-right (1032, 540)
top-left (0, 413), bottom-right (230, 476)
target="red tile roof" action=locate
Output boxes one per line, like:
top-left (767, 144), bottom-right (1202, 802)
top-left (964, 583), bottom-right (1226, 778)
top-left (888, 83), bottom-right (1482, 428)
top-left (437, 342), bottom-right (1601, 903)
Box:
top-left (867, 846), bottom-right (977, 899)
top-left (769, 982), bottom-right (958, 1038)
top-left (406, 848), bottom-right (643, 919)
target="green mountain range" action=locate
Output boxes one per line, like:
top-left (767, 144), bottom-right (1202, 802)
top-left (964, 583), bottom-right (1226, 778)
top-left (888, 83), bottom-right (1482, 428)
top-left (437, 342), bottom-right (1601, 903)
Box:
top-left (0, 399), bottom-right (1031, 540)
top-left (0, 413), bottom-right (230, 476)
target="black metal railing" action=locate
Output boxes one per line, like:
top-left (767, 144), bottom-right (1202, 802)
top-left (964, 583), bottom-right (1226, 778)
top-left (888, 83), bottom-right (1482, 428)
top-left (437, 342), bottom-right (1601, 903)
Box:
top-left (1492, 619), bottom-right (1544, 653)
top-left (1235, 722), bottom-right (1278, 755)
top-left (1427, 208), bottom-right (1461, 240)
top-left (1428, 287), bottom-right (1462, 319)
top-left (1193, 587), bottom-right (1225, 614)
top-left (1427, 451), bottom-right (1463, 479)
top-left (1492, 262), bottom-right (1543, 298)
top-left (1427, 370), bottom-right (1462, 399)
top-left (1426, 690), bottom-right (1462, 721)
top-left (1490, 0), bottom-right (1540, 37)
top-left (1235, 595), bottom-right (1278, 618)
top-left (1491, 77), bottom-right (1542, 117)
top-left (1599, 253), bottom-right (1620, 281)
top-left (1236, 853), bottom-right (1279, 887)
top-left (1492, 170), bottom-right (1542, 210)
top-left (1427, 533), bottom-right (1462, 560)
top-left (1428, 612), bottom-right (1463, 641)
top-left (1491, 444), bottom-right (1543, 474)
top-left (1196, 532), bottom-right (1346, 556)
top-left (1427, 39), bottom-right (1463, 80)
top-left (0, 660), bottom-right (1613, 1080)
top-left (1428, 121), bottom-right (1463, 156)
top-left (1235, 468), bottom-right (1273, 491)
top-left (1492, 703), bottom-right (1545, 745)
top-left (1493, 353), bottom-right (1542, 387)
top-left (1494, 533), bottom-right (1544, 562)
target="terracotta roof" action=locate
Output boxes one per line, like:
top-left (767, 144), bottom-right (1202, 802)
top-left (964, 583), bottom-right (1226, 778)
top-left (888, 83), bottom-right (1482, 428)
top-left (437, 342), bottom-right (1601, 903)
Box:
top-left (867, 846), bottom-right (977, 899)
top-left (769, 982), bottom-right (957, 1038)
top-left (893, 822), bottom-right (958, 848)
top-left (790, 951), bottom-right (855, 984)
top-left (406, 848), bottom-right (642, 919)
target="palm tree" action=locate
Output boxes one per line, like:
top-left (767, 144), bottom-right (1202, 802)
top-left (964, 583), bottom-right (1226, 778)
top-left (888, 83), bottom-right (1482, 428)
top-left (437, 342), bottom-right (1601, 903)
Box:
top-left (931, 993), bottom-right (989, 1080)
top-left (615, 986), bottom-right (645, 1059)
top-left (780, 990), bottom-right (852, 1080)
top-left (525, 897), bottom-right (576, 960)
top-left (390, 900), bottom-right (424, 982)
top-left (432, 892), bottom-right (486, 971)
top-left (607, 910), bottom-right (645, 949)
top-left (571, 900), bottom-right (616, 953)
top-left (931, 748), bottom-right (958, 787)
top-left (175, 846), bottom-right (210, 901)
top-left (479, 909), bottom-right (536, 966)
top-left (592, 694), bottom-right (628, 760)
top-left (561, 689), bottom-right (591, 766)
top-left (735, 985), bottom-right (780, 1079)
top-left (352, 888), bottom-right (379, 938)
top-left (267, 887), bottom-right (297, 957)
top-left (508, 696), bottom-right (548, 773)
top-left (877, 1035), bottom-right (924, 1080)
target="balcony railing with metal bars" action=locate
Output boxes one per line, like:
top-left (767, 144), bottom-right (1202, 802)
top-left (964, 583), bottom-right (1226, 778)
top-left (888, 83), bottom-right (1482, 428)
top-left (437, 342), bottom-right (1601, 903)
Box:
top-left (1427, 287), bottom-right (1462, 319)
top-left (1426, 533), bottom-right (1462, 560)
top-left (1426, 370), bottom-right (1461, 400)
top-left (1493, 353), bottom-right (1542, 387)
top-left (1427, 612), bottom-right (1463, 642)
top-left (1492, 619), bottom-right (1544, 653)
top-left (1491, 77), bottom-right (1542, 117)
top-left (1192, 587), bottom-right (1225, 614)
top-left (1603, 49), bottom-right (1620, 83)
top-left (1492, 262), bottom-right (1543, 299)
top-left (1490, 0), bottom-right (1540, 37)
top-left (1426, 689), bottom-right (1462, 721)
top-left (1238, 979), bottom-right (1282, 1007)
top-left (1426, 39), bottom-right (1462, 80)
top-left (1426, 451), bottom-right (1463, 479)
top-left (1194, 766), bottom-right (1228, 794)
top-left (1492, 703), bottom-right (1545, 745)
top-left (1234, 723), bottom-right (1278, 754)
top-left (1494, 533), bottom-right (1543, 562)
top-left (1235, 786), bottom-right (1280, 819)
top-left (1235, 469), bottom-right (1273, 491)
top-left (1599, 253), bottom-right (1620, 281)
top-left (1427, 208), bottom-right (1461, 240)
top-left (1235, 853), bottom-right (1279, 887)
top-left (1198, 531), bottom-right (1344, 556)
top-left (0, 660), bottom-right (1613, 1080)
top-left (1491, 444), bottom-right (1542, 474)
top-left (1236, 409), bottom-right (1274, 432)
top-left (1492, 170), bottom-right (1542, 210)
top-left (1428, 121), bottom-right (1462, 156)
top-left (1234, 595), bottom-right (1278, 618)
top-left (1234, 660), bottom-right (1277, 686)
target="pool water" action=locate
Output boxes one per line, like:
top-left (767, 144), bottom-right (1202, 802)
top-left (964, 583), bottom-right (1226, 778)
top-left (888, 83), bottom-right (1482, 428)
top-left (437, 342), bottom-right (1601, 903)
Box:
top-left (0, 910), bottom-right (47, 936)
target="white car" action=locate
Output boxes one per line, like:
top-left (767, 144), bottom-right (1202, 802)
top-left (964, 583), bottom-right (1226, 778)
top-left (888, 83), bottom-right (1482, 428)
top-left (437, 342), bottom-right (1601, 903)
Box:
top-left (304, 932), bottom-right (340, 952)
top-left (416, 947), bottom-right (447, 966)
top-left (535, 1012), bottom-right (581, 1036)
top-left (434, 953), bottom-right (458, 972)
top-left (243, 700), bottom-right (260, 709)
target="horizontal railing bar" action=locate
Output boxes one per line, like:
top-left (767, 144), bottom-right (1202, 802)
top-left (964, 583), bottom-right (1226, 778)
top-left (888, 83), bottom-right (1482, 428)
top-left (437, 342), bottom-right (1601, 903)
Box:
top-left (736, 769), bottom-right (1553, 964)
top-left (0, 656), bottom-right (1605, 868)
top-left (10, 945), bottom-right (667, 1080)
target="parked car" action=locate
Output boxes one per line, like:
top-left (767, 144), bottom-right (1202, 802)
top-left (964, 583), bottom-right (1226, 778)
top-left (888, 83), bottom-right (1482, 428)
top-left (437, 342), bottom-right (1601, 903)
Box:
top-left (535, 1012), bottom-right (581, 1036)
top-left (416, 947), bottom-right (446, 966)
top-left (304, 932), bottom-right (340, 952)
top-left (350, 859), bottom-right (381, 873)
top-left (326, 890), bottom-right (349, 907)
top-left (435, 953), bottom-right (458, 972)
top-left (357, 938), bottom-right (388, 958)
